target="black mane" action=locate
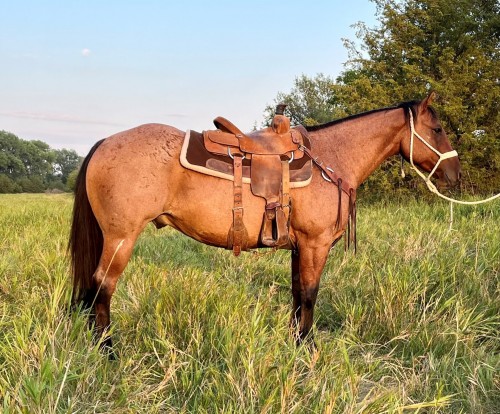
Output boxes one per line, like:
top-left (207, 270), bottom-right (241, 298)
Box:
top-left (303, 100), bottom-right (435, 132)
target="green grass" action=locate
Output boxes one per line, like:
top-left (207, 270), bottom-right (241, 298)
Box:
top-left (0, 194), bottom-right (498, 413)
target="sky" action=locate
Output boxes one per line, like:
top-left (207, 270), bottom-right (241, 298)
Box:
top-left (0, 1), bottom-right (378, 155)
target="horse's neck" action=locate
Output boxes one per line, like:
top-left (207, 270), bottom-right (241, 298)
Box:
top-left (309, 108), bottom-right (406, 188)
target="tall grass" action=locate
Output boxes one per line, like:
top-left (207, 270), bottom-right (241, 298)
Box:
top-left (0, 194), bottom-right (498, 413)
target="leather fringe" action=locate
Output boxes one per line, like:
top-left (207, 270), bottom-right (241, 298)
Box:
top-left (336, 178), bottom-right (343, 230)
top-left (332, 178), bottom-right (357, 254)
top-left (348, 188), bottom-right (357, 253)
top-left (342, 188), bottom-right (357, 253)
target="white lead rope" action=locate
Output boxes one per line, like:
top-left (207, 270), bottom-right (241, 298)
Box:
top-left (408, 110), bottom-right (500, 206)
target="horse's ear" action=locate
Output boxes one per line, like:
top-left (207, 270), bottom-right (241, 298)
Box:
top-left (419, 91), bottom-right (437, 113)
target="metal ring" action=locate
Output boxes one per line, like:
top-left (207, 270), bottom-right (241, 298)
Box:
top-left (321, 167), bottom-right (334, 182)
top-left (288, 151), bottom-right (295, 164)
top-left (227, 147), bottom-right (245, 160)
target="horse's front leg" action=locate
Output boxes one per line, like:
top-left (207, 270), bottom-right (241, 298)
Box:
top-left (290, 241), bottom-right (331, 345)
top-left (290, 249), bottom-right (301, 334)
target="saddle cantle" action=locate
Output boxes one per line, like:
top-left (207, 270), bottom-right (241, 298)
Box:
top-left (180, 104), bottom-right (312, 256)
top-left (204, 111), bottom-right (305, 158)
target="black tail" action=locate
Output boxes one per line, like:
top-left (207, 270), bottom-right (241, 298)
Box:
top-left (69, 139), bottom-right (106, 309)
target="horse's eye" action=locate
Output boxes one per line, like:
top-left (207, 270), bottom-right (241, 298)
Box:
top-left (433, 127), bottom-right (442, 134)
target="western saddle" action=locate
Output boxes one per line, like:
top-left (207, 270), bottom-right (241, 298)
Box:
top-left (203, 105), bottom-right (307, 255)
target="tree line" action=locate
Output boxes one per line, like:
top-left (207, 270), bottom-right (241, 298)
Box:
top-left (0, 130), bottom-right (81, 193)
top-left (267, 0), bottom-right (499, 199)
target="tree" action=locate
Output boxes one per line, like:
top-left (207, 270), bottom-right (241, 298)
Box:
top-left (0, 130), bottom-right (83, 192)
top-left (0, 174), bottom-right (20, 193)
top-left (66, 168), bottom-right (80, 192)
top-left (16, 176), bottom-right (45, 193)
top-left (0, 132), bottom-right (52, 179)
top-left (20, 140), bottom-right (54, 178)
top-left (264, 74), bottom-right (346, 126)
top-left (267, 0), bottom-right (500, 196)
top-left (53, 149), bottom-right (81, 184)
top-left (0, 132), bottom-right (27, 178)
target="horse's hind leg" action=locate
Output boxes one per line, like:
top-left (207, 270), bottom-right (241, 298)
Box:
top-left (88, 234), bottom-right (139, 353)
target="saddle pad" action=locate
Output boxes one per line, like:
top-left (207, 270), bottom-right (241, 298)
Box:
top-left (180, 130), bottom-right (313, 188)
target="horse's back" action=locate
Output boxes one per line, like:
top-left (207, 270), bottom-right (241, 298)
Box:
top-left (93, 123), bottom-right (184, 163)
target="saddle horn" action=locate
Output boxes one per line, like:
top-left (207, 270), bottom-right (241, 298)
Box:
top-left (275, 104), bottom-right (287, 115)
top-left (272, 104), bottom-right (290, 134)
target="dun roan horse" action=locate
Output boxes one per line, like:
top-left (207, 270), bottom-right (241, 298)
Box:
top-left (70, 93), bottom-right (461, 350)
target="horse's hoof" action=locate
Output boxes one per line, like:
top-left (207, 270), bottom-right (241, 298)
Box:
top-left (99, 336), bottom-right (117, 360)
top-left (295, 332), bottom-right (317, 351)
top-left (106, 349), bottom-right (117, 361)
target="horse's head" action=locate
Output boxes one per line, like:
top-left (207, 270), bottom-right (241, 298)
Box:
top-left (400, 93), bottom-right (462, 189)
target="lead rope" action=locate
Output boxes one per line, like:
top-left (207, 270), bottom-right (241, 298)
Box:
top-left (407, 110), bottom-right (500, 228)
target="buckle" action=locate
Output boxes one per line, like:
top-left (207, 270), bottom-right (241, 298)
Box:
top-left (228, 147), bottom-right (246, 160)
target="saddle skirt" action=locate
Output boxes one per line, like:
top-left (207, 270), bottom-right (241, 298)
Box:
top-left (180, 130), bottom-right (312, 187)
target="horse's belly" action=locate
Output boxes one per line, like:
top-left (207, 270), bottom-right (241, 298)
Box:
top-left (164, 172), bottom-right (266, 249)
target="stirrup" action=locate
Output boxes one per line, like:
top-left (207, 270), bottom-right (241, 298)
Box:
top-left (261, 206), bottom-right (289, 247)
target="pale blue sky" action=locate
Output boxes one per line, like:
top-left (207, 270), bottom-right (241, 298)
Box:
top-left (0, 1), bottom-right (377, 154)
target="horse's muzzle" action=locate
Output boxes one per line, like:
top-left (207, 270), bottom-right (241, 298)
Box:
top-left (436, 158), bottom-right (462, 189)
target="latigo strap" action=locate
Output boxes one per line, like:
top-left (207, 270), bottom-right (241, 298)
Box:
top-left (228, 153), bottom-right (248, 256)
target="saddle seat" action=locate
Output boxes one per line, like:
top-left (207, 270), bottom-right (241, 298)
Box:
top-left (204, 115), bottom-right (305, 158)
top-left (202, 106), bottom-right (307, 255)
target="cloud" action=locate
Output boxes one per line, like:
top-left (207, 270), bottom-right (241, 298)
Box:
top-left (0, 110), bottom-right (124, 127)
top-left (81, 48), bottom-right (91, 57)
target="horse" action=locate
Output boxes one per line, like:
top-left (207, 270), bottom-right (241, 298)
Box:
top-left (69, 93), bottom-right (461, 351)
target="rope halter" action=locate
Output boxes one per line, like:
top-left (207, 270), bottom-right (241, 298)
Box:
top-left (407, 109), bottom-right (500, 205)
top-left (408, 109), bottom-right (458, 193)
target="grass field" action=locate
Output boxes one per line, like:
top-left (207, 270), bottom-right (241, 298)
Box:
top-left (0, 193), bottom-right (498, 413)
